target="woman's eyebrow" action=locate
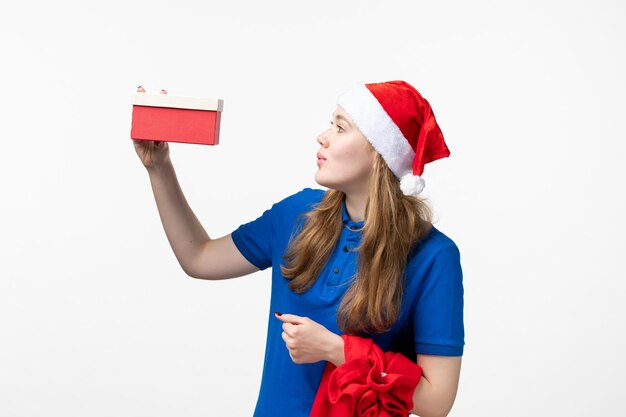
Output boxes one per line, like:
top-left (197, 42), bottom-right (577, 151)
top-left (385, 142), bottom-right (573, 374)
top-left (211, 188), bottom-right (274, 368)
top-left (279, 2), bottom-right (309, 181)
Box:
top-left (333, 114), bottom-right (352, 127)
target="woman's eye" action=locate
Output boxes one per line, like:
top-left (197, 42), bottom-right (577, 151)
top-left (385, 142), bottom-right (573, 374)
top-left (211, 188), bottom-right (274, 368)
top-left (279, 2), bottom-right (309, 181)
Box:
top-left (330, 121), bottom-right (344, 133)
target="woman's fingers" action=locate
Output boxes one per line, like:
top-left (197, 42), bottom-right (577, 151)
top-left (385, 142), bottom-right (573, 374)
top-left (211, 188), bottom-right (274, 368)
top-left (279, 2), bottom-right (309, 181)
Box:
top-left (137, 86), bottom-right (167, 94)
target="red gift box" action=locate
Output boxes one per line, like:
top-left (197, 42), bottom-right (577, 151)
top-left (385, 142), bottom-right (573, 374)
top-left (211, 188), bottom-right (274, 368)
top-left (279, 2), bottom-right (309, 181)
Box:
top-left (130, 93), bottom-right (224, 145)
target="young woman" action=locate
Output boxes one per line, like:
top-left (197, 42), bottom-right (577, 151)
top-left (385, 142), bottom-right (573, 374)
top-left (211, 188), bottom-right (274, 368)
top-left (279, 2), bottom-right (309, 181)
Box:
top-left (133, 81), bottom-right (464, 417)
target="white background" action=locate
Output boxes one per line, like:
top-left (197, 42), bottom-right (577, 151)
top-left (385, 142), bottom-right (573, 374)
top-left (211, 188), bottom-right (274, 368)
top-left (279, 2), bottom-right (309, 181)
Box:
top-left (1, 0), bottom-right (624, 415)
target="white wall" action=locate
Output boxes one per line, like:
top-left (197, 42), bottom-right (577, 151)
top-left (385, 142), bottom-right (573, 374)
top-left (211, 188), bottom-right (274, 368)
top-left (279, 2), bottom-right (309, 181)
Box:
top-left (1, 0), bottom-right (624, 415)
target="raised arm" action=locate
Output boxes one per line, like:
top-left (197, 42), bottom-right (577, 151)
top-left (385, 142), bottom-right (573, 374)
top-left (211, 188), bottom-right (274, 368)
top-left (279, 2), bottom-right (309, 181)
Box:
top-left (145, 161), bottom-right (259, 280)
top-left (134, 86), bottom-right (258, 281)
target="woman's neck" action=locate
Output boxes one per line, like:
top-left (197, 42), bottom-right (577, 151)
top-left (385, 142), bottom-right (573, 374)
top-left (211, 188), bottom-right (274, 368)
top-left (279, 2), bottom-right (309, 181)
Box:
top-left (344, 192), bottom-right (368, 222)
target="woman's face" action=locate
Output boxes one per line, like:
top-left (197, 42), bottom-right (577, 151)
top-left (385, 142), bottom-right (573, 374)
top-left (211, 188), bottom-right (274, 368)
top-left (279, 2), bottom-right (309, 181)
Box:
top-left (315, 106), bottom-right (377, 194)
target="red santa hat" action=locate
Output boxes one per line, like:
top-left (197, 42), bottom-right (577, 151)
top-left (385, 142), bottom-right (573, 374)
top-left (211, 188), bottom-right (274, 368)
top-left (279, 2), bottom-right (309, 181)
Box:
top-left (337, 80), bottom-right (450, 196)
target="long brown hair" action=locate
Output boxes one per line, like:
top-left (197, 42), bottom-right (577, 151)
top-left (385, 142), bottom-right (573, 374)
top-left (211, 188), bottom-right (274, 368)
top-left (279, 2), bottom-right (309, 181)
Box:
top-left (280, 153), bottom-right (433, 335)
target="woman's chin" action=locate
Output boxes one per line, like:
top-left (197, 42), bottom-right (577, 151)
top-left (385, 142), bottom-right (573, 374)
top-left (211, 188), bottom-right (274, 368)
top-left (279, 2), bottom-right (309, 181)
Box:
top-left (314, 175), bottom-right (341, 192)
top-left (314, 172), bottom-right (325, 186)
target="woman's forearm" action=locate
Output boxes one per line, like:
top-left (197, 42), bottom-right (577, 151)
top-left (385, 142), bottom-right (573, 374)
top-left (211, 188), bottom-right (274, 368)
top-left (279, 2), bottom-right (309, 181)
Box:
top-left (147, 161), bottom-right (210, 275)
top-left (327, 334), bottom-right (345, 367)
top-left (410, 375), bottom-right (449, 417)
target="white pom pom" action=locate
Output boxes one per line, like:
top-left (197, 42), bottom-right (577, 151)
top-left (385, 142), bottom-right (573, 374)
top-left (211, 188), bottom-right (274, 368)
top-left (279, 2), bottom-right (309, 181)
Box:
top-left (400, 174), bottom-right (425, 196)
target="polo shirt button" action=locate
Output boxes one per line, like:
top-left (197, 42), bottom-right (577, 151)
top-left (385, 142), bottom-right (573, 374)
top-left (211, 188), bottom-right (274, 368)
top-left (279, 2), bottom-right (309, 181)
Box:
top-left (333, 267), bottom-right (339, 273)
top-left (343, 246), bottom-right (349, 252)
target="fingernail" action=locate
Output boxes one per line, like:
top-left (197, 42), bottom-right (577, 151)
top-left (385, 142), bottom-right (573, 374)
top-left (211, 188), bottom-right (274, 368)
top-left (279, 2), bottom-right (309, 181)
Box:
top-left (274, 312), bottom-right (282, 316)
top-left (138, 85), bottom-right (142, 89)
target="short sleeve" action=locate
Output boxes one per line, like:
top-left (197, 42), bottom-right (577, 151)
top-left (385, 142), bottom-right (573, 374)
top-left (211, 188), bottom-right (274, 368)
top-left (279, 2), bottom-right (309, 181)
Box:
top-left (413, 244), bottom-right (465, 356)
top-left (230, 187), bottom-right (325, 272)
top-left (231, 205), bottom-right (275, 271)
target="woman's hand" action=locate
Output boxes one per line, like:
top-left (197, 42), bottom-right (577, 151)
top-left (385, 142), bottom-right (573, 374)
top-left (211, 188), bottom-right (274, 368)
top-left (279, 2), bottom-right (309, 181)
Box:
top-left (274, 313), bottom-right (345, 366)
top-left (132, 86), bottom-right (172, 171)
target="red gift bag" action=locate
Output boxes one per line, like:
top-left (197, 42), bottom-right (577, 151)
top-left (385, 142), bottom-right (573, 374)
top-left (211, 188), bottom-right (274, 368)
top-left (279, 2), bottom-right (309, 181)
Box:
top-left (310, 335), bottom-right (422, 417)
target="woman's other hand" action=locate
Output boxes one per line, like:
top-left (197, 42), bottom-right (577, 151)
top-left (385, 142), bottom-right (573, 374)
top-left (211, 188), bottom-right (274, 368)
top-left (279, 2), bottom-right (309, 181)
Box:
top-left (274, 313), bottom-right (345, 366)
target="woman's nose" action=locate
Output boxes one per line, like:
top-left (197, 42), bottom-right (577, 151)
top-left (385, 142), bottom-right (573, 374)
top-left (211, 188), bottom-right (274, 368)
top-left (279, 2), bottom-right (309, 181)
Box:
top-left (317, 130), bottom-right (329, 147)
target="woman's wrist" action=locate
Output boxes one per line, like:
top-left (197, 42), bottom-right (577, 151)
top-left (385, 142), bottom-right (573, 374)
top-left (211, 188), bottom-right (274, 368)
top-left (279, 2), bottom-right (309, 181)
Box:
top-left (327, 334), bottom-right (345, 367)
top-left (147, 159), bottom-right (174, 176)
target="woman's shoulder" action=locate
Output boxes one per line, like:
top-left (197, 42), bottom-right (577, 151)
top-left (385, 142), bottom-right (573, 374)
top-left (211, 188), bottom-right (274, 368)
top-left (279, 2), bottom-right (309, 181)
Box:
top-left (269, 187), bottom-right (326, 215)
top-left (410, 225), bottom-right (460, 260)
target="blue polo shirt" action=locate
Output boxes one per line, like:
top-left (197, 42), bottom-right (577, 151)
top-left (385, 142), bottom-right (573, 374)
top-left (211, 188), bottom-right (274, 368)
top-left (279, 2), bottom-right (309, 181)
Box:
top-left (231, 187), bottom-right (464, 417)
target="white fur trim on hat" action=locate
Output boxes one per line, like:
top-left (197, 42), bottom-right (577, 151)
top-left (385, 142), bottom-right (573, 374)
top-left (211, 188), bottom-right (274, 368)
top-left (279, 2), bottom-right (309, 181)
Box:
top-left (337, 85), bottom-right (415, 179)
